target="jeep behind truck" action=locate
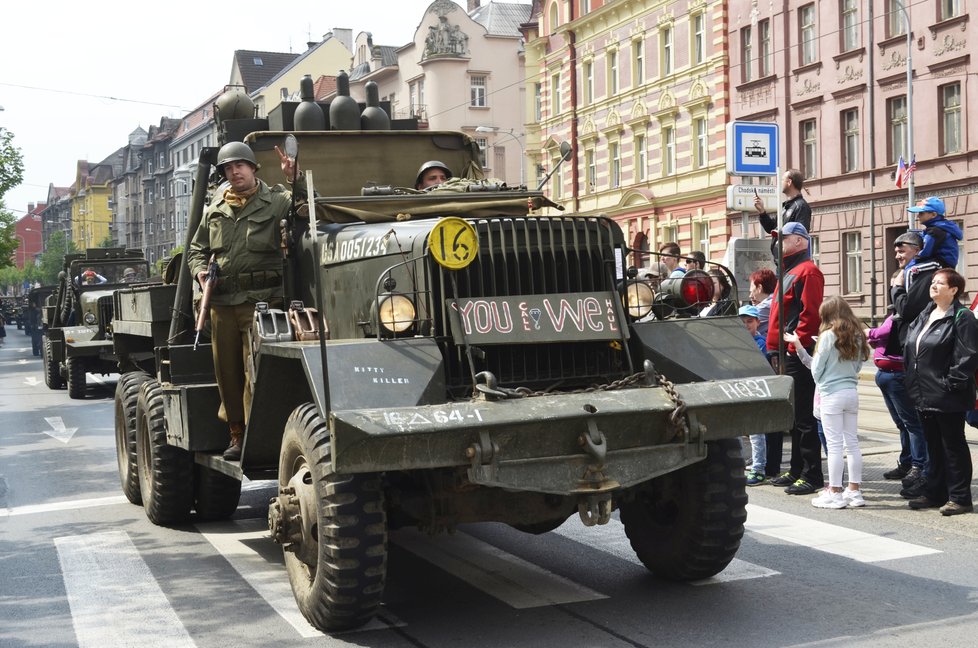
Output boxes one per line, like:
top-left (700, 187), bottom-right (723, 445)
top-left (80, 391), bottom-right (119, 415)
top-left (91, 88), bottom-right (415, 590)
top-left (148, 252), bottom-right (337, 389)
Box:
top-left (110, 87), bottom-right (794, 633)
top-left (41, 248), bottom-right (149, 398)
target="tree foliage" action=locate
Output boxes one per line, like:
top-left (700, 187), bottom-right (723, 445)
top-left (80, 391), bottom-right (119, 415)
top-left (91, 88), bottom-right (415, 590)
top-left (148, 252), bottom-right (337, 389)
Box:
top-left (0, 127), bottom-right (26, 272)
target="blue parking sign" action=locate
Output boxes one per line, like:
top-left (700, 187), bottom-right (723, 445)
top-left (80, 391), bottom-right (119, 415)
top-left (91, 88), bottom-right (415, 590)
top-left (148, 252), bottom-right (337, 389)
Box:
top-left (726, 121), bottom-right (779, 176)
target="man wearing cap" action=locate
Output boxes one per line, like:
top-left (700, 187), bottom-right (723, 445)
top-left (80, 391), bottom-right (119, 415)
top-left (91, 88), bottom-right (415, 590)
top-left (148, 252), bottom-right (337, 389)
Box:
top-left (754, 168), bottom-right (811, 259)
top-left (766, 221), bottom-right (825, 495)
top-left (908, 196), bottom-right (962, 269)
top-left (878, 230), bottom-right (932, 488)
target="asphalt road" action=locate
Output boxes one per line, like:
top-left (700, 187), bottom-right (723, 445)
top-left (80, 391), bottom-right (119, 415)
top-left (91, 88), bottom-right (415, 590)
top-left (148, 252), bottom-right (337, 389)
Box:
top-left (2, 328), bottom-right (978, 648)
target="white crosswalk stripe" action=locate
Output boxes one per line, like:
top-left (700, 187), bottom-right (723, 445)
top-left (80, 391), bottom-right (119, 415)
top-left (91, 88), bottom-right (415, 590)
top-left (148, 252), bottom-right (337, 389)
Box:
top-left (55, 531), bottom-right (196, 648)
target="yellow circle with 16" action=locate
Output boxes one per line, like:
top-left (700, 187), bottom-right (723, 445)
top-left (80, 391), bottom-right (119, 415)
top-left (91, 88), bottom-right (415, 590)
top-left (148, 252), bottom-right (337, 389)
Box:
top-left (428, 217), bottom-right (479, 270)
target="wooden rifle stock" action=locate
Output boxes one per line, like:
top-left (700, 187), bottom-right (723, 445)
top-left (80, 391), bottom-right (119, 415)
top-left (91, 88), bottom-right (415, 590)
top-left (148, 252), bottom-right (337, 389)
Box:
top-left (194, 254), bottom-right (219, 351)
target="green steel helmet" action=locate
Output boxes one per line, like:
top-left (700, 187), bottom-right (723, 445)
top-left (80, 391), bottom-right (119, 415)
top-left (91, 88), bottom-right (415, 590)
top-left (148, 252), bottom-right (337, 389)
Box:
top-left (216, 142), bottom-right (258, 174)
top-left (894, 231), bottom-right (923, 248)
top-left (414, 160), bottom-right (452, 188)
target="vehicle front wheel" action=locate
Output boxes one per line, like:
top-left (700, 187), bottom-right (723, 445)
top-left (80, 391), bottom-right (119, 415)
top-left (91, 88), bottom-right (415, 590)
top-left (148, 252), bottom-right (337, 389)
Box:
top-left (270, 402), bottom-right (387, 632)
top-left (618, 438), bottom-right (747, 581)
top-left (135, 379), bottom-right (194, 525)
top-left (114, 371), bottom-right (150, 505)
top-left (66, 356), bottom-right (87, 399)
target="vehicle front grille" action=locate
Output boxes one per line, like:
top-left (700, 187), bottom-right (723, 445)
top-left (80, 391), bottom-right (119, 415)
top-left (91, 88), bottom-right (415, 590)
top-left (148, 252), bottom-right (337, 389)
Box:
top-left (428, 216), bottom-right (628, 397)
top-left (98, 295), bottom-right (114, 338)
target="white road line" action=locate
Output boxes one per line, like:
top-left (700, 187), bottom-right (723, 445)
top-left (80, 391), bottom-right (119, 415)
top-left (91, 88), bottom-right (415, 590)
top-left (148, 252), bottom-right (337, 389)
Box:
top-left (1, 495), bottom-right (128, 518)
top-left (745, 503), bottom-right (942, 562)
top-left (392, 527), bottom-right (608, 608)
top-left (197, 518), bottom-right (399, 641)
top-left (55, 531), bottom-right (196, 648)
top-left (551, 517), bottom-right (780, 584)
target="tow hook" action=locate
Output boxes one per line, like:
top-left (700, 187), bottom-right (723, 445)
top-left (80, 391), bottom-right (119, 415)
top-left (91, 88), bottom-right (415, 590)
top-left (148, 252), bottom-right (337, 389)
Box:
top-left (578, 492), bottom-right (612, 526)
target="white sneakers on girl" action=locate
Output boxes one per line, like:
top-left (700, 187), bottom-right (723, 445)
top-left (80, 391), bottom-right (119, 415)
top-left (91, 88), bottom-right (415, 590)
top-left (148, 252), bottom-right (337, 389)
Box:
top-left (843, 489), bottom-right (866, 508)
top-left (811, 488), bottom-right (847, 509)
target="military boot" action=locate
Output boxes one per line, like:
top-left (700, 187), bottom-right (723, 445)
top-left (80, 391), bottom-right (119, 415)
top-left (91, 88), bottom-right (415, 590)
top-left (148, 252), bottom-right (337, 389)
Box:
top-left (223, 422), bottom-right (244, 461)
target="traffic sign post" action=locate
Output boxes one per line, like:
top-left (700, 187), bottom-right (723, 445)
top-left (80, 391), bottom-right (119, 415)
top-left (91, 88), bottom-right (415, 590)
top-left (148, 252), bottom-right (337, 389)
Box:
top-left (726, 121), bottom-right (779, 176)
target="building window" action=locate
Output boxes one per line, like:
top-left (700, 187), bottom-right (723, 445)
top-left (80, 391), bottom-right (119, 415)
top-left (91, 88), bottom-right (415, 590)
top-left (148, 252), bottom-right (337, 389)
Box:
top-left (475, 138), bottom-right (488, 168)
top-left (888, 95), bottom-right (907, 164)
top-left (741, 26), bottom-right (753, 83)
top-left (470, 76), bottom-right (487, 107)
top-left (886, 0), bottom-right (907, 37)
top-left (636, 135), bottom-right (647, 181)
top-left (586, 149), bottom-right (596, 192)
top-left (253, 57), bottom-right (264, 65)
top-left (549, 1), bottom-right (559, 32)
top-left (551, 73), bottom-right (561, 117)
top-left (941, 83), bottom-right (961, 154)
top-left (841, 0), bottom-right (859, 52)
top-left (692, 13), bottom-right (706, 65)
top-left (633, 40), bottom-right (645, 84)
top-left (694, 221), bottom-right (710, 255)
top-left (695, 118), bottom-right (707, 168)
top-left (608, 50), bottom-right (619, 94)
top-left (844, 231), bottom-right (863, 294)
top-left (800, 4), bottom-right (817, 65)
top-left (661, 27), bottom-right (673, 76)
top-left (759, 19), bottom-right (771, 77)
top-left (611, 143), bottom-right (621, 188)
top-left (534, 83), bottom-right (542, 121)
top-left (663, 127), bottom-right (675, 176)
top-left (811, 235), bottom-right (821, 265)
top-left (842, 109), bottom-right (859, 173)
top-left (583, 61), bottom-right (593, 104)
top-left (940, 0), bottom-right (961, 20)
top-left (581, 0), bottom-right (590, 13)
top-left (801, 119), bottom-right (817, 179)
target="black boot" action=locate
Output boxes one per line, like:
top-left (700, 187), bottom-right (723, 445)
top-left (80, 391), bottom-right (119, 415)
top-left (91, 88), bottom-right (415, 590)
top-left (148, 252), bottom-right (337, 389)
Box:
top-left (223, 423), bottom-right (243, 461)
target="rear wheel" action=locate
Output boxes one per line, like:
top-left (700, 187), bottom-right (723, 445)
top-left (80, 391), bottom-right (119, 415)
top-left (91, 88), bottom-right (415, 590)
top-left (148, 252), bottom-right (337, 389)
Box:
top-left (66, 356), bottom-right (87, 399)
top-left (193, 464), bottom-right (242, 521)
top-left (114, 372), bottom-right (150, 505)
top-left (269, 403), bottom-right (387, 632)
top-left (43, 336), bottom-right (64, 389)
top-left (136, 379), bottom-right (194, 525)
top-left (619, 439), bottom-right (747, 581)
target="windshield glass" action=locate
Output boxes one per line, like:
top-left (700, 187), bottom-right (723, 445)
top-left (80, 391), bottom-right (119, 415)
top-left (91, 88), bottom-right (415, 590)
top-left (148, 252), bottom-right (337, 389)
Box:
top-left (71, 261), bottom-right (150, 286)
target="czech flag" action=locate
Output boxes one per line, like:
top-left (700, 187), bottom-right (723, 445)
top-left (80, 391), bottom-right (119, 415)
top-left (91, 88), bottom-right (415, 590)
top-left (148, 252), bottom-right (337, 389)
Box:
top-left (895, 155), bottom-right (907, 189)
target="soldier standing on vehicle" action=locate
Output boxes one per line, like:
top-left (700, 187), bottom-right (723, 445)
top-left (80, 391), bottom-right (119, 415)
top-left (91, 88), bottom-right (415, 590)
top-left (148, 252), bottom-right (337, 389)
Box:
top-left (187, 141), bottom-right (297, 461)
top-left (754, 169), bottom-right (811, 259)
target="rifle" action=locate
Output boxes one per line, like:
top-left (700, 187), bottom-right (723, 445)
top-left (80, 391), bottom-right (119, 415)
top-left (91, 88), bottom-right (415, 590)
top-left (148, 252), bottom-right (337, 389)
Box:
top-left (194, 253), bottom-right (219, 351)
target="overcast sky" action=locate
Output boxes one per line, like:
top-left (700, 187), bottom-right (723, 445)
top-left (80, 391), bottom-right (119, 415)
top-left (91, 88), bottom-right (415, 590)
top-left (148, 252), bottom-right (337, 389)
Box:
top-left (1, 0), bottom-right (505, 217)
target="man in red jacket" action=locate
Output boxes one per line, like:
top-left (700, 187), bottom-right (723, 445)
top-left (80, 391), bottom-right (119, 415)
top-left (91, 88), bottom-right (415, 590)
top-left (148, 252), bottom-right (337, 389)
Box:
top-left (766, 222), bottom-right (825, 495)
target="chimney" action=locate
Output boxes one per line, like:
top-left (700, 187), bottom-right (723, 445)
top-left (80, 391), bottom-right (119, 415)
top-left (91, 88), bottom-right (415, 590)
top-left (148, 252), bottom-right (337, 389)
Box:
top-left (468, 0), bottom-right (480, 11)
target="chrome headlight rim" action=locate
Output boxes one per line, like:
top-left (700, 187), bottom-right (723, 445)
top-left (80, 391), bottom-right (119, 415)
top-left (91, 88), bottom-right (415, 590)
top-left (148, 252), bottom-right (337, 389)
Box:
top-left (378, 293), bottom-right (417, 334)
top-left (621, 279), bottom-right (655, 320)
top-left (83, 311), bottom-right (98, 325)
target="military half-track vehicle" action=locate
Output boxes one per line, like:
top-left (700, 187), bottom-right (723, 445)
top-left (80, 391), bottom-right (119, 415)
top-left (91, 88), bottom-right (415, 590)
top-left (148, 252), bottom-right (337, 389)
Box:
top-left (110, 87), bottom-right (793, 633)
top-left (1, 295), bottom-right (22, 330)
top-left (41, 248), bottom-right (150, 397)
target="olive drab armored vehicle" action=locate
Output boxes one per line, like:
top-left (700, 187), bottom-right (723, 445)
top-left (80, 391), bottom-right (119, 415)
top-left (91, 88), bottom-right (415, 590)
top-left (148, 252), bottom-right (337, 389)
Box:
top-left (41, 248), bottom-right (150, 398)
top-left (110, 86), bottom-right (794, 634)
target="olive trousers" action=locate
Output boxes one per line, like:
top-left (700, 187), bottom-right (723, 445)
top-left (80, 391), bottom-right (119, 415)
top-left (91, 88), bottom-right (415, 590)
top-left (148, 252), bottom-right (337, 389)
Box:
top-left (210, 303), bottom-right (256, 427)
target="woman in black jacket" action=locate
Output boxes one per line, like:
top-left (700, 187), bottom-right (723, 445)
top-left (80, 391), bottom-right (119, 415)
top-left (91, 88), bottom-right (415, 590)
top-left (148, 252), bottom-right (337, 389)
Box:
top-left (904, 268), bottom-right (978, 516)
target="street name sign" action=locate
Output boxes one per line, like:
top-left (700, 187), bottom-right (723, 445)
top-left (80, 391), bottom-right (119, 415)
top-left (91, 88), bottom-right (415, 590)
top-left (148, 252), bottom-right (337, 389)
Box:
top-left (726, 184), bottom-right (780, 212)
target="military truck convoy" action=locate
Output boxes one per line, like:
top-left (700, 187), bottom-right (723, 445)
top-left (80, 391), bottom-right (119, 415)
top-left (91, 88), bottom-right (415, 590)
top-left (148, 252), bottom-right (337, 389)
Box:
top-left (77, 86), bottom-right (797, 633)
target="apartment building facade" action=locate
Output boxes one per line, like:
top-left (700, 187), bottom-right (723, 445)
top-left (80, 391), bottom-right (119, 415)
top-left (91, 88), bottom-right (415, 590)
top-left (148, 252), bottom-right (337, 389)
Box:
top-left (728, 0), bottom-right (976, 319)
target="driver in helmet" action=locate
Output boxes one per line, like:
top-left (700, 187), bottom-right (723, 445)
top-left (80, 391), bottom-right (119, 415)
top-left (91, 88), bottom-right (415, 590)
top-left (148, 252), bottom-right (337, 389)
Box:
top-left (414, 161), bottom-right (452, 190)
top-left (187, 141), bottom-right (298, 462)
top-left (122, 267), bottom-right (139, 283)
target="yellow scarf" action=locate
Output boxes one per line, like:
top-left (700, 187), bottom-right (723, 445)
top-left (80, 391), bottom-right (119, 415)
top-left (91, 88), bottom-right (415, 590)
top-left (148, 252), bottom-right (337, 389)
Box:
top-left (223, 183), bottom-right (259, 209)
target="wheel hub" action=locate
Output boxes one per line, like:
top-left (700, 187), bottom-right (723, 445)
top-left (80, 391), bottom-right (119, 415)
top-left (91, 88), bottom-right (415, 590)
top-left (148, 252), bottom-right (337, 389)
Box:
top-left (268, 465), bottom-right (319, 567)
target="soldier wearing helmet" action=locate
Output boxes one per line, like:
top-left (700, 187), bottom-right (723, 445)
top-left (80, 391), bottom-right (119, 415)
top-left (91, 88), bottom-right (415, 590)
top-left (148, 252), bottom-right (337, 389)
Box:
top-left (186, 140), bottom-right (298, 461)
top-left (415, 160), bottom-right (452, 190)
top-left (122, 267), bottom-right (138, 282)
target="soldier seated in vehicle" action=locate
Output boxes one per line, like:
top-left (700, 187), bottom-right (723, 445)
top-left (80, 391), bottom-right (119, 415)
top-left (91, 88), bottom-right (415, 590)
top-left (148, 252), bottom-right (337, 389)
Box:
top-left (414, 160), bottom-right (452, 190)
top-left (77, 268), bottom-right (108, 285)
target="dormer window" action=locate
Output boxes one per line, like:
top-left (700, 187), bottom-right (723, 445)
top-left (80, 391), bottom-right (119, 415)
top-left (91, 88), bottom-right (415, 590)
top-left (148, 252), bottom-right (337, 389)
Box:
top-left (253, 57), bottom-right (263, 65)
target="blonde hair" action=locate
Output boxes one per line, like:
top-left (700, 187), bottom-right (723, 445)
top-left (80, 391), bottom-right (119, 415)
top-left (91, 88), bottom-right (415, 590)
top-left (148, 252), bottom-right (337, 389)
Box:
top-left (818, 296), bottom-right (870, 362)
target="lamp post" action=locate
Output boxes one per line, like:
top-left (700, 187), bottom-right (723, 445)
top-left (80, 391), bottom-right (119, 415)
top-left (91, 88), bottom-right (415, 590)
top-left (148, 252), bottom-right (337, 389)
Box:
top-left (12, 233), bottom-right (26, 268)
top-left (475, 126), bottom-right (525, 186)
top-left (895, 0), bottom-right (915, 228)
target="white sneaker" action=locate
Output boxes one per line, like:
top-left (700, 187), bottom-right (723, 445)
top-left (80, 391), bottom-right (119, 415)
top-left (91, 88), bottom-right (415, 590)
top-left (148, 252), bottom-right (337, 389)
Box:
top-left (811, 488), bottom-right (847, 509)
top-left (843, 489), bottom-right (866, 508)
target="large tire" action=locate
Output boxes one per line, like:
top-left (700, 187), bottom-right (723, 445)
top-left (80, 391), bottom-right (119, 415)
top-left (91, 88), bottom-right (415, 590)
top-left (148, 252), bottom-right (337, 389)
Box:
top-left (274, 403), bottom-right (387, 632)
top-left (66, 356), bottom-right (87, 399)
top-left (136, 379), bottom-right (194, 525)
top-left (193, 464), bottom-right (242, 521)
top-left (114, 372), bottom-right (151, 505)
top-left (43, 336), bottom-right (64, 389)
top-left (619, 438), bottom-right (747, 581)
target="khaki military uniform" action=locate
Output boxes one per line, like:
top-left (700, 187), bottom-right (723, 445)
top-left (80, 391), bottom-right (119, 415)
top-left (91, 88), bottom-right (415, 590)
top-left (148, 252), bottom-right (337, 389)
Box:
top-left (187, 180), bottom-right (291, 426)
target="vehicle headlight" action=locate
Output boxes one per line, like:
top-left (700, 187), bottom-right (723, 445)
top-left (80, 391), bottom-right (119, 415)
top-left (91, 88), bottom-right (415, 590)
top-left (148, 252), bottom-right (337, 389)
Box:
top-left (83, 312), bottom-right (97, 325)
top-left (378, 294), bottom-right (416, 333)
top-left (622, 280), bottom-right (654, 319)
